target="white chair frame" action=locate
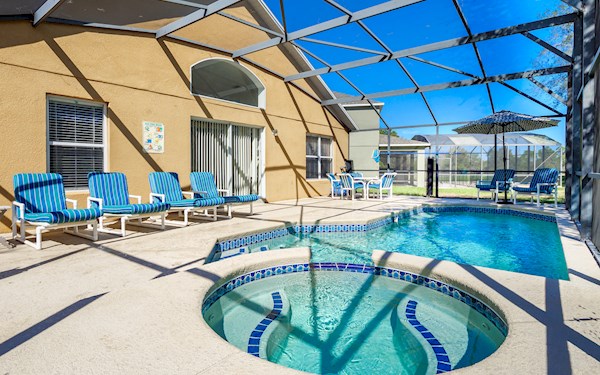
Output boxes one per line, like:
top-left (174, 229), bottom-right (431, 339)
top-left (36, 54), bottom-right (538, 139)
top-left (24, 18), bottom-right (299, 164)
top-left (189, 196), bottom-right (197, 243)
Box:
top-left (87, 195), bottom-right (166, 237)
top-left (11, 199), bottom-right (98, 250)
top-left (339, 174), bottom-right (365, 200)
top-left (512, 182), bottom-right (558, 207)
top-left (366, 173), bottom-right (396, 200)
top-left (150, 191), bottom-right (219, 226)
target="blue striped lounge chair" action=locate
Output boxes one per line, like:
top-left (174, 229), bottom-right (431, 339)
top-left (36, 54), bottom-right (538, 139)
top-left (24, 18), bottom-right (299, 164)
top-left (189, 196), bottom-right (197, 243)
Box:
top-left (366, 172), bottom-right (397, 200)
top-left (88, 172), bottom-right (170, 237)
top-left (12, 173), bottom-right (102, 250)
top-left (339, 173), bottom-right (365, 200)
top-left (512, 168), bottom-right (559, 207)
top-left (475, 169), bottom-right (515, 202)
top-left (326, 173), bottom-right (343, 198)
top-left (148, 172), bottom-right (226, 226)
top-left (189, 172), bottom-right (259, 217)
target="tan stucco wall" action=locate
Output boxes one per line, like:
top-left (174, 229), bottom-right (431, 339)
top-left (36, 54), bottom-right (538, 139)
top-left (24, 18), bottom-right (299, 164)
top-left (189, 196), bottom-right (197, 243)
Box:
top-left (0, 19), bottom-right (349, 233)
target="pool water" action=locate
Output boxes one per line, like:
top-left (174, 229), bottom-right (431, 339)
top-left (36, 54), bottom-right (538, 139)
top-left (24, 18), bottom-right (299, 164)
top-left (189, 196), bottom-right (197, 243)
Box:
top-left (226, 211), bottom-right (567, 279)
top-left (204, 270), bottom-right (506, 375)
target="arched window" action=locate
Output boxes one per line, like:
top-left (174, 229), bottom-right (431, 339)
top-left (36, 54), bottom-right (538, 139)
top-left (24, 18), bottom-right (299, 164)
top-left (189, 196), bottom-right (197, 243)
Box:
top-left (190, 58), bottom-right (266, 108)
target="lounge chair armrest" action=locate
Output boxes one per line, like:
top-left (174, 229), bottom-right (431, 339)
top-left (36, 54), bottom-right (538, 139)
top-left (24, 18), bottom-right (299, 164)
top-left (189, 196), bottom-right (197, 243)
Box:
top-left (217, 188), bottom-right (230, 195)
top-left (150, 193), bottom-right (166, 203)
top-left (65, 198), bottom-right (78, 209)
top-left (129, 194), bottom-right (142, 204)
top-left (536, 182), bottom-right (557, 193)
top-left (87, 197), bottom-right (103, 209)
top-left (12, 201), bottom-right (24, 220)
top-left (182, 191), bottom-right (194, 198)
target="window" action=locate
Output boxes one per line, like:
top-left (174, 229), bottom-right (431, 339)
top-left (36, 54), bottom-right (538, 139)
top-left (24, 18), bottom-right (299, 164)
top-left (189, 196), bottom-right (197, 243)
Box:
top-left (191, 58), bottom-right (266, 108)
top-left (306, 135), bottom-right (332, 179)
top-left (47, 97), bottom-right (106, 190)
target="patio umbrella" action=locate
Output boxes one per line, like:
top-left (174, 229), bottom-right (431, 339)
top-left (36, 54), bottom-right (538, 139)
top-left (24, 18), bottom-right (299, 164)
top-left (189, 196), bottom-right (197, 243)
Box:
top-left (453, 110), bottom-right (558, 203)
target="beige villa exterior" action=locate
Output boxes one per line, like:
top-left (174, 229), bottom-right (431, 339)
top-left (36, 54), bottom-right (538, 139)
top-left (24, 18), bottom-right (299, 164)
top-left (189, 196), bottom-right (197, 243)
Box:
top-left (0, 2), bottom-right (354, 233)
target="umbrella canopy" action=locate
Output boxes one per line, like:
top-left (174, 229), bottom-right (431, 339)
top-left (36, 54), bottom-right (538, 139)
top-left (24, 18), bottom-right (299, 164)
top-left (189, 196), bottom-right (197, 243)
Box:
top-left (452, 110), bottom-right (559, 203)
top-left (453, 110), bottom-right (559, 134)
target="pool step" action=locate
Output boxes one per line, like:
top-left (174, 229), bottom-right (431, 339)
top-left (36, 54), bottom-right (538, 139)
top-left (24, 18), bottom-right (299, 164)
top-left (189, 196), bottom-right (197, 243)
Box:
top-left (246, 290), bottom-right (291, 359)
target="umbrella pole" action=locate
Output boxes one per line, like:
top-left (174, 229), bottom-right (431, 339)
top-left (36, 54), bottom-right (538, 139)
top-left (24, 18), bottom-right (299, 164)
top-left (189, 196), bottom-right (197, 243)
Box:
top-left (503, 131), bottom-right (508, 203)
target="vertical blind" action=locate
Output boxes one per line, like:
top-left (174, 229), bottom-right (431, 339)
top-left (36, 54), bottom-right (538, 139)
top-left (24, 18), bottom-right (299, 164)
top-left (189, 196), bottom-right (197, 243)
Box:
top-left (306, 135), bottom-right (332, 179)
top-left (48, 99), bottom-right (105, 190)
top-left (191, 119), bottom-right (261, 195)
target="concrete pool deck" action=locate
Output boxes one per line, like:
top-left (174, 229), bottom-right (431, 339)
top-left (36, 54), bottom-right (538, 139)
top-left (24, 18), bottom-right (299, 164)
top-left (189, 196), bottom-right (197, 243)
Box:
top-left (0, 196), bottom-right (599, 374)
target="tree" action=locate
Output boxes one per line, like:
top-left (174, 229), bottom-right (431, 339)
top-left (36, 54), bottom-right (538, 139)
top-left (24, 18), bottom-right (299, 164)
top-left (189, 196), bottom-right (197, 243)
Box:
top-left (379, 129), bottom-right (399, 137)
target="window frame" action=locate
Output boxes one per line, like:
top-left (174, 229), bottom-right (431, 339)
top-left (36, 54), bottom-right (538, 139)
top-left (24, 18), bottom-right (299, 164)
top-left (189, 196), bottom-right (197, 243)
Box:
top-left (189, 58), bottom-right (267, 109)
top-left (46, 95), bottom-right (108, 192)
top-left (306, 134), bottom-right (333, 180)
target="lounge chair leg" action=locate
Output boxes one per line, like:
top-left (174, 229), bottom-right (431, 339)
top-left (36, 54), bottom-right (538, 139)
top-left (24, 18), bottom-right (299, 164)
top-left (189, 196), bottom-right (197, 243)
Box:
top-left (11, 211), bottom-right (17, 239)
top-left (184, 210), bottom-right (189, 226)
top-left (20, 219), bottom-right (26, 243)
top-left (537, 194), bottom-right (540, 207)
top-left (121, 217), bottom-right (127, 237)
top-left (213, 207), bottom-right (217, 221)
top-left (160, 212), bottom-right (166, 230)
top-left (91, 221), bottom-right (98, 241)
top-left (35, 226), bottom-right (43, 250)
top-left (249, 202), bottom-right (253, 215)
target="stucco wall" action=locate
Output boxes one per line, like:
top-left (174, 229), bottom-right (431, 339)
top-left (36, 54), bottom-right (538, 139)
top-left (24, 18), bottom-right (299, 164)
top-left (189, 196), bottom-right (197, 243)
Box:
top-left (0, 20), bottom-right (349, 233)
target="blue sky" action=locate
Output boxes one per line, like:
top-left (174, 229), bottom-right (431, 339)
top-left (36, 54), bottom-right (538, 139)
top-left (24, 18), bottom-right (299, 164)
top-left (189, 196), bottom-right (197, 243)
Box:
top-left (262, 0), bottom-right (572, 143)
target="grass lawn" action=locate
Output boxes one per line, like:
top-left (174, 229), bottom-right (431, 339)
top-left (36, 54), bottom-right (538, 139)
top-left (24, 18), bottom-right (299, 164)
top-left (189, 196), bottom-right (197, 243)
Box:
top-left (391, 185), bottom-right (565, 204)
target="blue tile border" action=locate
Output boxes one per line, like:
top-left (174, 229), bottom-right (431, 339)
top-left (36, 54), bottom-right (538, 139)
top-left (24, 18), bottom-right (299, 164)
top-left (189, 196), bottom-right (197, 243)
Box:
top-left (406, 300), bottom-right (451, 374)
top-left (419, 205), bottom-right (556, 222)
top-left (208, 215), bottom-right (395, 262)
top-left (202, 263), bottom-right (508, 337)
top-left (247, 292), bottom-right (282, 357)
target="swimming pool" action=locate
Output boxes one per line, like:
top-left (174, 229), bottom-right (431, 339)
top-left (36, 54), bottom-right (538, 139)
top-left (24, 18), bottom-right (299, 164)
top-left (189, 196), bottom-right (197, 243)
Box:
top-left (203, 264), bottom-right (507, 374)
top-left (210, 207), bottom-right (567, 279)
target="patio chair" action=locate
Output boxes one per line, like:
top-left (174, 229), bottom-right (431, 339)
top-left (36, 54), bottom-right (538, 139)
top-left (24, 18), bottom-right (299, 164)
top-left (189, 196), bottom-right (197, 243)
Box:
top-left (349, 172), bottom-right (363, 179)
top-left (475, 169), bottom-right (515, 202)
top-left (366, 172), bottom-right (397, 200)
top-left (189, 172), bottom-right (259, 217)
top-left (512, 168), bottom-right (559, 207)
top-left (148, 172), bottom-right (225, 226)
top-left (88, 172), bottom-right (170, 237)
top-left (326, 173), bottom-right (343, 198)
top-left (12, 173), bottom-right (101, 250)
top-left (339, 173), bottom-right (365, 200)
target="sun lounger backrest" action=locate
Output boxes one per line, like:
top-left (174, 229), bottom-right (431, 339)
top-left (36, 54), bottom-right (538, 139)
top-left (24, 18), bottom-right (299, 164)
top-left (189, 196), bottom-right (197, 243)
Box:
top-left (381, 173), bottom-right (396, 188)
top-left (529, 168), bottom-right (558, 193)
top-left (190, 172), bottom-right (219, 198)
top-left (88, 172), bottom-right (130, 207)
top-left (13, 173), bottom-right (67, 213)
top-left (491, 169), bottom-right (515, 185)
top-left (149, 172), bottom-right (184, 202)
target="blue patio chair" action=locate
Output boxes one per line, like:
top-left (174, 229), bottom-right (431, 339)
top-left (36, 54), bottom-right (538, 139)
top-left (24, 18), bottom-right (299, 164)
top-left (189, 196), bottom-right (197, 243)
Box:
top-left (366, 172), bottom-right (397, 200)
top-left (12, 173), bottom-right (101, 249)
top-left (326, 173), bottom-right (343, 198)
top-left (512, 168), bottom-right (559, 207)
top-left (148, 172), bottom-right (225, 226)
top-left (339, 173), bottom-right (365, 200)
top-left (88, 172), bottom-right (170, 236)
top-left (475, 169), bottom-right (515, 202)
top-left (190, 172), bottom-right (259, 217)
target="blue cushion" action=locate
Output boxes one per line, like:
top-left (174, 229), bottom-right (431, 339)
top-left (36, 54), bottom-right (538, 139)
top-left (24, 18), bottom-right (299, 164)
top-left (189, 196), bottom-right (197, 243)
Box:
top-left (528, 168), bottom-right (558, 194)
top-left (103, 203), bottom-right (170, 215)
top-left (476, 182), bottom-right (510, 191)
top-left (149, 172), bottom-right (184, 202)
top-left (513, 186), bottom-right (539, 193)
top-left (88, 172), bottom-right (130, 207)
top-left (14, 173), bottom-right (67, 214)
top-left (190, 172), bottom-right (220, 198)
top-left (190, 172), bottom-right (259, 204)
top-left (24, 208), bottom-right (102, 224)
top-left (167, 197), bottom-right (225, 208)
top-left (223, 194), bottom-right (259, 203)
